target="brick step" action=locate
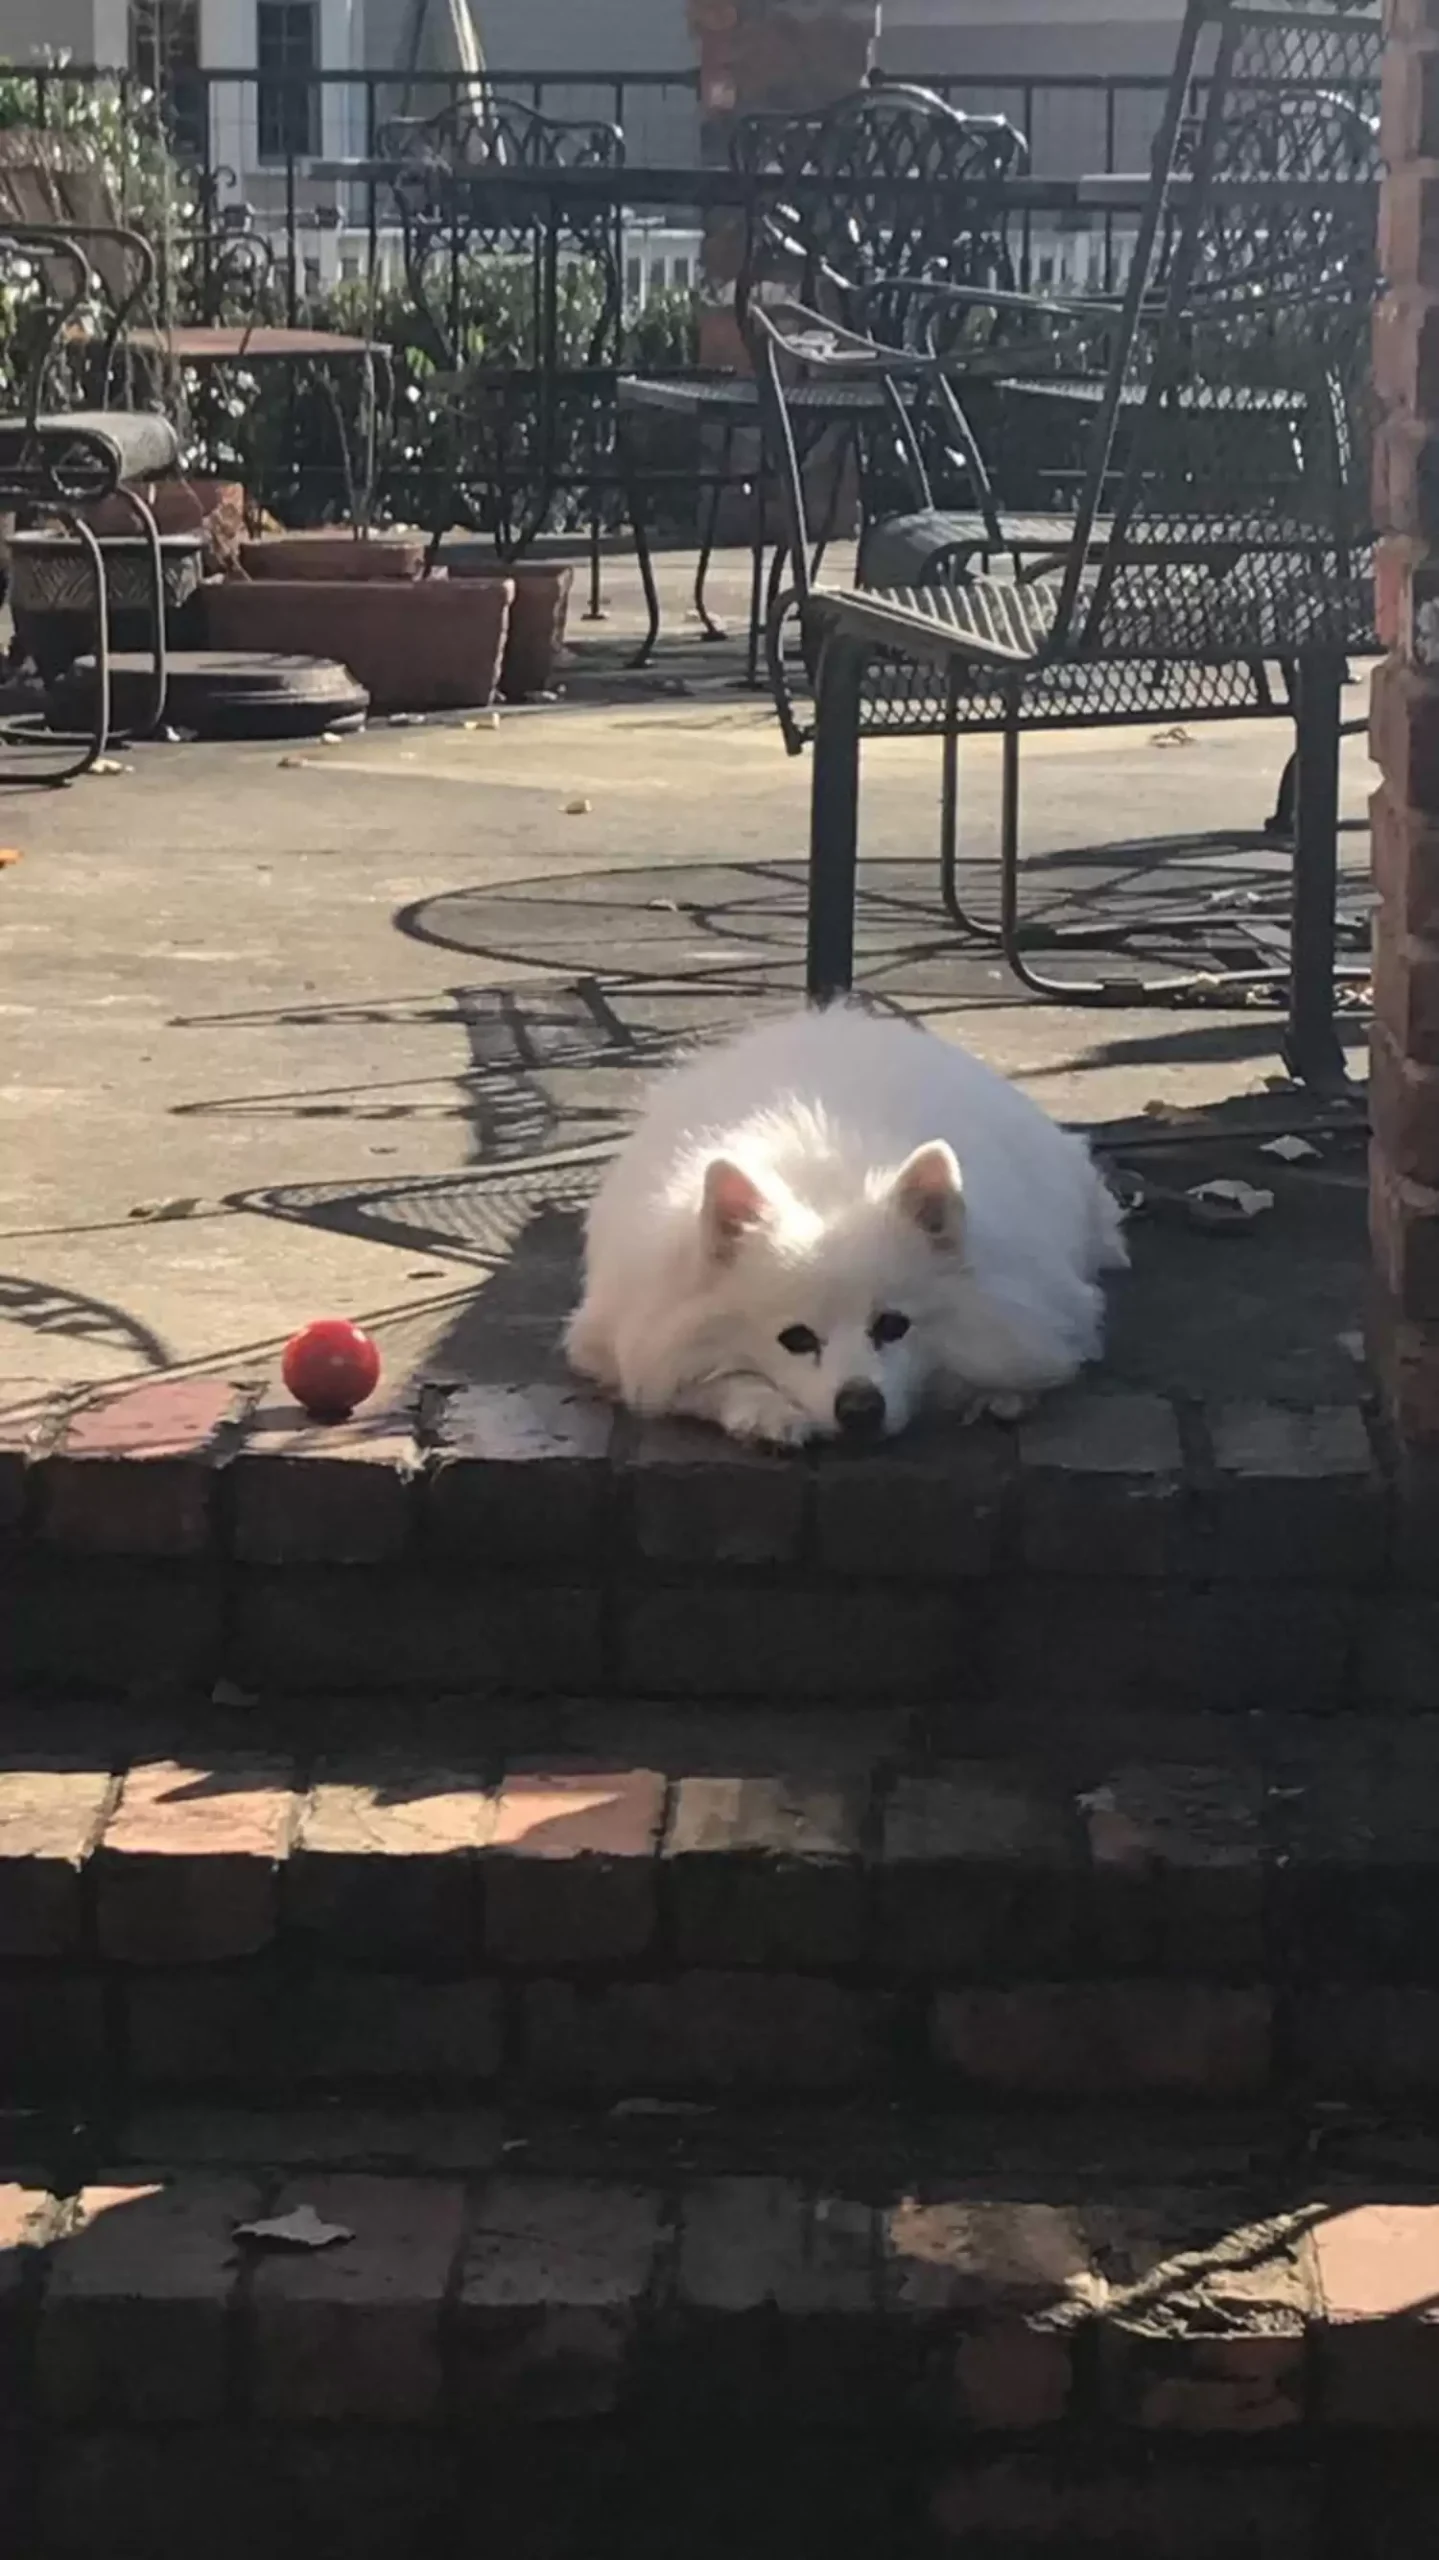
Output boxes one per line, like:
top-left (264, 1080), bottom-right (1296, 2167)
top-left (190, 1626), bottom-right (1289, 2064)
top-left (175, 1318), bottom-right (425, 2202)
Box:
top-left (8, 1706), bottom-right (1439, 2106)
top-left (3, 1374), bottom-right (1433, 1710)
top-left (3, 2104), bottom-right (1435, 2556)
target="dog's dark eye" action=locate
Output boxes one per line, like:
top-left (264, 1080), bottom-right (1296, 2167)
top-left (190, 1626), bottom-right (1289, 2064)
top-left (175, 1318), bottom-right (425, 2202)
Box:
top-left (777, 1323), bottom-right (821, 1358)
top-left (871, 1311), bottom-right (911, 1346)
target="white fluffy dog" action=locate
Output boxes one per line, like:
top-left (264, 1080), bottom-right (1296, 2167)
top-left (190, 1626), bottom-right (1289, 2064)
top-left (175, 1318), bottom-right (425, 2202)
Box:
top-left (566, 1005), bottom-right (1127, 1446)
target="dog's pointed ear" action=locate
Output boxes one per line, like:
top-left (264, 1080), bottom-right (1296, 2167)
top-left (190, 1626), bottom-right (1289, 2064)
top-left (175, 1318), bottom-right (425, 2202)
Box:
top-left (892, 1141), bottom-right (964, 1246)
top-left (701, 1156), bottom-right (770, 1260)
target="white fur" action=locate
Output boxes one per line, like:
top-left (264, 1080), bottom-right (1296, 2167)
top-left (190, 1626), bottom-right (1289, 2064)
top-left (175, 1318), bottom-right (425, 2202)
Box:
top-left (566, 1005), bottom-right (1128, 1446)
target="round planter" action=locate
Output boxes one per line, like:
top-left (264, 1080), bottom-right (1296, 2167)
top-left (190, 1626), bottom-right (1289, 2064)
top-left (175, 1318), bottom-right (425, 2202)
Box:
top-left (204, 573), bottom-right (514, 714)
top-left (238, 532), bottom-right (426, 584)
top-left (50, 649), bottom-right (370, 741)
top-left (9, 531), bottom-right (206, 682)
top-left (443, 557), bottom-right (574, 699)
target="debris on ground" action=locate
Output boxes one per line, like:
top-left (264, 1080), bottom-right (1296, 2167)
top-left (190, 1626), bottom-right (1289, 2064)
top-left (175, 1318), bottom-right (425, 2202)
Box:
top-left (1149, 724), bottom-right (1193, 747)
top-left (0, 847), bottom-right (22, 867)
top-left (235, 2204), bottom-right (353, 2249)
top-left (608, 2097), bottom-right (715, 2120)
top-left (1186, 1177), bottom-right (1275, 1229)
top-left (127, 1196), bottom-right (205, 1222)
top-left (564, 796), bottom-right (592, 815)
top-left (1259, 1134), bottom-right (1321, 1163)
top-left (1075, 1785), bottom-right (1118, 1815)
top-left (1335, 1329), bottom-right (1365, 1362)
top-left (93, 758), bottom-right (130, 774)
top-left (212, 1677), bottom-right (259, 1708)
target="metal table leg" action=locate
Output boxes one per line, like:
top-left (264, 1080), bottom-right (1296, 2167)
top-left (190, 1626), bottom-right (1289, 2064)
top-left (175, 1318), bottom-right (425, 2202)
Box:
top-left (1283, 647), bottom-right (1349, 1094)
top-left (807, 625), bottom-right (865, 1003)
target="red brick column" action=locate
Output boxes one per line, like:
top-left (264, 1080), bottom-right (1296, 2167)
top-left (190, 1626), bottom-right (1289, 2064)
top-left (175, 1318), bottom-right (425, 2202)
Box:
top-left (687, 0), bottom-right (881, 365)
top-left (1370, 0), bottom-right (1439, 1455)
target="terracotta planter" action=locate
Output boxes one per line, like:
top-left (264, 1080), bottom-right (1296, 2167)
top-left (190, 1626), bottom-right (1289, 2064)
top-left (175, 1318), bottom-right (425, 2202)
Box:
top-left (84, 480), bottom-right (248, 573)
top-left (238, 532), bottom-right (426, 583)
top-left (204, 574), bottom-right (513, 714)
top-left (444, 558), bottom-right (574, 699)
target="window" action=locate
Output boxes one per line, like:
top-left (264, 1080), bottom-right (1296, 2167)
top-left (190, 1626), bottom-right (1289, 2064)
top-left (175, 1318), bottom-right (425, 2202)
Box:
top-left (671, 255), bottom-right (691, 290)
top-left (257, 0), bottom-right (319, 164)
top-left (128, 0), bottom-right (204, 164)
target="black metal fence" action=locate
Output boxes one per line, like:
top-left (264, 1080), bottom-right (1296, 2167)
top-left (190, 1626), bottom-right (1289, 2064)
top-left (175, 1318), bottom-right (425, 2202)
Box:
top-left (0, 58), bottom-right (1177, 317)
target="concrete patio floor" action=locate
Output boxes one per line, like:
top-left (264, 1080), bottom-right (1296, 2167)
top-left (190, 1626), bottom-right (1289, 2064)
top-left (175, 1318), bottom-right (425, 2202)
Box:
top-left (0, 554), bottom-right (1374, 1401)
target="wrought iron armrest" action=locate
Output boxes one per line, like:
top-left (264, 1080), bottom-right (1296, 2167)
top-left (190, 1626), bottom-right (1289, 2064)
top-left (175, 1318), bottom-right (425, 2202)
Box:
top-left (745, 295), bottom-right (929, 380)
top-left (166, 225), bottom-right (274, 318)
top-left (0, 222), bottom-right (99, 428)
top-left (15, 217), bottom-right (157, 399)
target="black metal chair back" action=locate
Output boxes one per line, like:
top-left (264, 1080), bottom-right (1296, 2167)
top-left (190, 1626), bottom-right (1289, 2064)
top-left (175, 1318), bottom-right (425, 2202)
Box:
top-left (1064, 0), bottom-right (1380, 658)
top-left (732, 80), bottom-right (1027, 338)
top-left (381, 95), bottom-right (626, 376)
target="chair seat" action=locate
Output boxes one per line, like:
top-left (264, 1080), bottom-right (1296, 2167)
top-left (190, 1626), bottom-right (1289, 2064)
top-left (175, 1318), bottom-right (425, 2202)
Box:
top-left (812, 542), bottom-right (1373, 670)
top-left (861, 511), bottom-right (1113, 585)
top-left (618, 376), bottom-right (758, 417)
top-left (0, 409), bottom-right (180, 501)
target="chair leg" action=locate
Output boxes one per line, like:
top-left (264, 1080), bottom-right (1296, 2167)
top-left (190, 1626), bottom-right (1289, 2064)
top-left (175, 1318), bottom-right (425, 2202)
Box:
top-left (692, 432), bottom-right (731, 643)
top-left (807, 625), bottom-right (864, 1003)
top-left (624, 460), bottom-right (663, 672)
top-left (745, 465), bottom-right (770, 692)
top-left (106, 484), bottom-right (169, 740)
top-left (938, 665), bottom-right (999, 942)
top-left (0, 509), bottom-right (110, 786)
top-left (1268, 741), bottom-right (1298, 840)
top-left (1283, 647), bottom-right (1349, 1095)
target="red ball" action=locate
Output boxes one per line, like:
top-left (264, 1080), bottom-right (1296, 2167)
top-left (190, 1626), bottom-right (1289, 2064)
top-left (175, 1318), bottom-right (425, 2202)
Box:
top-left (282, 1318), bottom-right (381, 1420)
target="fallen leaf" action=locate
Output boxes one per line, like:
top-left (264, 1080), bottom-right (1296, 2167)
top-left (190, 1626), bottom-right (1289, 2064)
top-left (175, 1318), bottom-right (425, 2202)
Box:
top-left (235, 2204), bottom-right (352, 2250)
top-left (1149, 724), bottom-right (1192, 748)
top-left (0, 847), bottom-right (22, 866)
top-left (1259, 1135), bottom-right (1320, 1163)
top-left (564, 796), bottom-right (592, 816)
top-left (1139, 1098), bottom-right (1208, 1123)
top-left (128, 1196), bottom-right (203, 1222)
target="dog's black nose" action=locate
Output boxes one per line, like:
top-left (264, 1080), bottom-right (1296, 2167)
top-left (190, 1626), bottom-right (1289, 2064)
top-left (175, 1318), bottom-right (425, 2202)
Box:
top-left (834, 1380), bottom-right (886, 1439)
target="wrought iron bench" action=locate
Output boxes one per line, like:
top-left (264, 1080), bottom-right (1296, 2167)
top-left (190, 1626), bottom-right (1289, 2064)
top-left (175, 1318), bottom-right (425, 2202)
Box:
top-left (766, 0), bottom-right (1380, 1091)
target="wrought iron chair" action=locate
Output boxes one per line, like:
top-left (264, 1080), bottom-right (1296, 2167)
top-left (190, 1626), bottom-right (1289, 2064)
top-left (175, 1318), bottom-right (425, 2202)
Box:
top-left (769, 0), bottom-right (1379, 1092)
top-left (616, 79), bottom-right (1026, 673)
top-left (382, 96), bottom-right (626, 567)
top-left (0, 220), bottom-right (179, 780)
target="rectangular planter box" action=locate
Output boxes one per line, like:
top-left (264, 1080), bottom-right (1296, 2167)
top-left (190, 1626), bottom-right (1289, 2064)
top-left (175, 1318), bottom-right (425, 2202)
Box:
top-left (204, 574), bottom-right (513, 714)
top-left (237, 533), bottom-right (427, 582)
